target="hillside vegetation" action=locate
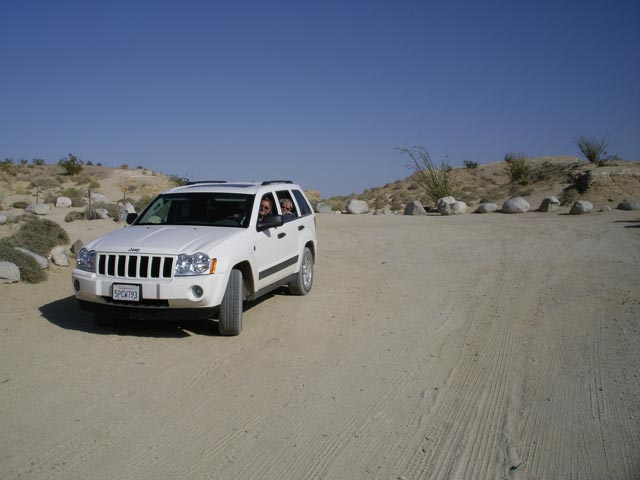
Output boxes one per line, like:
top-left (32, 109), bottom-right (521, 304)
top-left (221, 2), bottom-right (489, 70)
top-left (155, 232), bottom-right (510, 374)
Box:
top-left (322, 155), bottom-right (640, 212)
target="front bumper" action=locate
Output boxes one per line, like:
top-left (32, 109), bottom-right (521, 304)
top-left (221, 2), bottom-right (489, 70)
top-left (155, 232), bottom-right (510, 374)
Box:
top-left (72, 268), bottom-right (229, 318)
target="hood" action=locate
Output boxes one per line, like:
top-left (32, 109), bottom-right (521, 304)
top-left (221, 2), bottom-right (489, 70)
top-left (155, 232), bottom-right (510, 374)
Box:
top-left (86, 225), bottom-right (245, 255)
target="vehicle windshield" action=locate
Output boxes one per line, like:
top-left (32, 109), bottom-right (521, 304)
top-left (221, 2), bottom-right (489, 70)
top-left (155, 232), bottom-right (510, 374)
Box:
top-left (135, 193), bottom-right (254, 228)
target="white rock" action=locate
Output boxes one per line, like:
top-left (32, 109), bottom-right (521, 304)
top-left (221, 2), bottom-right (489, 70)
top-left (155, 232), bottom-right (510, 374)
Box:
top-left (14, 247), bottom-right (48, 269)
top-left (26, 203), bottom-right (50, 215)
top-left (56, 196), bottom-right (73, 208)
top-left (539, 196), bottom-right (560, 212)
top-left (617, 200), bottom-right (640, 211)
top-left (0, 214), bottom-right (7, 225)
top-left (437, 197), bottom-right (466, 215)
top-left (570, 200), bottom-right (593, 215)
top-left (84, 192), bottom-right (109, 204)
top-left (404, 200), bottom-right (427, 216)
top-left (502, 197), bottom-right (530, 213)
top-left (0, 261), bottom-right (20, 283)
top-left (346, 199), bottom-right (369, 214)
top-left (95, 208), bottom-right (111, 219)
top-left (50, 247), bottom-right (70, 267)
top-left (475, 203), bottom-right (497, 213)
top-left (314, 202), bottom-right (332, 214)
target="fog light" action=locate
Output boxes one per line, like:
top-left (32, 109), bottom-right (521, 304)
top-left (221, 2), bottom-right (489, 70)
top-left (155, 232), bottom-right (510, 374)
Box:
top-left (73, 279), bottom-right (80, 292)
top-left (192, 285), bottom-right (204, 298)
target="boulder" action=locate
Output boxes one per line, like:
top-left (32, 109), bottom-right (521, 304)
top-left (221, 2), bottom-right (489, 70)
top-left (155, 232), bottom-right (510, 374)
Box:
top-left (14, 247), bottom-right (48, 269)
top-left (94, 208), bottom-right (111, 219)
top-left (437, 197), bottom-right (466, 215)
top-left (71, 239), bottom-right (84, 255)
top-left (404, 200), bottom-right (427, 216)
top-left (0, 214), bottom-right (6, 225)
top-left (26, 203), bottom-right (50, 215)
top-left (49, 246), bottom-right (70, 267)
top-left (0, 261), bottom-right (20, 283)
top-left (617, 200), bottom-right (640, 211)
top-left (314, 202), bottom-right (332, 214)
top-left (346, 199), bottom-right (369, 214)
top-left (55, 196), bottom-right (73, 208)
top-left (475, 203), bottom-right (497, 214)
top-left (570, 200), bottom-right (593, 215)
top-left (539, 196), bottom-right (560, 212)
top-left (84, 192), bottom-right (109, 204)
top-left (502, 197), bottom-right (530, 213)
top-left (601, 206), bottom-right (612, 212)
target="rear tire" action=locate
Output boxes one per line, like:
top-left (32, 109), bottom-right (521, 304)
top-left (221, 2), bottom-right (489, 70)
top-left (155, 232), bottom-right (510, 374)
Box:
top-left (219, 269), bottom-right (243, 336)
top-left (289, 247), bottom-right (314, 295)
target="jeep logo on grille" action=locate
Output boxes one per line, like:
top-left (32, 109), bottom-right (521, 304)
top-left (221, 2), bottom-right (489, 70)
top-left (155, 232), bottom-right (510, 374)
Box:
top-left (128, 248), bottom-right (140, 252)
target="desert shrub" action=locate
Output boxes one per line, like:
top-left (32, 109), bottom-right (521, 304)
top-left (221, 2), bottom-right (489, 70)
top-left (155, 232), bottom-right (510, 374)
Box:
top-left (58, 187), bottom-right (85, 207)
top-left (463, 160), bottom-right (479, 169)
top-left (0, 158), bottom-right (17, 176)
top-left (32, 158), bottom-right (46, 166)
top-left (567, 171), bottom-right (591, 194)
top-left (399, 146), bottom-right (458, 204)
top-left (137, 165), bottom-right (144, 169)
top-left (12, 201), bottom-right (28, 209)
top-left (58, 154), bottom-right (84, 175)
top-left (560, 188), bottom-right (578, 206)
top-left (575, 134), bottom-right (609, 166)
top-left (31, 175), bottom-right (61, 190)
top-left (504, 152), bottom-right (530, 182)
top-left (168, 174), bottom-right (188, 186)
top-left (132, 195), bottom-right (154, 212)
top-left (65, 211), bottom-right (86, 222)
top-left (0, 241), bottom-right (47, 283)
top-left (121, 164), bottom-right (129, 169)
top-left (7, 217), bottom-right (70, 255)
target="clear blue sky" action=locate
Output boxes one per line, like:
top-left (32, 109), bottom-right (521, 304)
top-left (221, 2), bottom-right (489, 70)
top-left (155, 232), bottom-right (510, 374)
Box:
top-left (1, 0), bottom-right (638, 197)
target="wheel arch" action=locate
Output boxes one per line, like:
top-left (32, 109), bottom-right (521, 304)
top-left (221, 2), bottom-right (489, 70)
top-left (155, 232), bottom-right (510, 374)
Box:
top-left (232, 260), bottom-right (254, 297)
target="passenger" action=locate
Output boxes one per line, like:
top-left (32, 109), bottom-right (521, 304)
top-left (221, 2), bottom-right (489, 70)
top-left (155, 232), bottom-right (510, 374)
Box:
top-left (280, 198), bottom-right (295, 221)
top-left (258, 197), bottom-right (272, 222)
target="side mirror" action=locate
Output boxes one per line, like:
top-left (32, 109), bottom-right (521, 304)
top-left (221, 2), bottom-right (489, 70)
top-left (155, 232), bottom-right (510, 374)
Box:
top-left (257, 215), bottom-right (283, 231)
top-left (126, 213), bottom-right (138, 225)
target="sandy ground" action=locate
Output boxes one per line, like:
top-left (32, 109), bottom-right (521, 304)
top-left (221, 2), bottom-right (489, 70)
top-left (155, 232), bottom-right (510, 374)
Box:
top-left (1, 210), bottom-right (639, 480)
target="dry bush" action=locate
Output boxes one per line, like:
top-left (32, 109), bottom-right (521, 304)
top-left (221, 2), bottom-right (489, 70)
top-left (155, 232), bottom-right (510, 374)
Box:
top-left (7, 217), bottom-right (70, 255)
top-left (0, 242), bottom-right (47, 283)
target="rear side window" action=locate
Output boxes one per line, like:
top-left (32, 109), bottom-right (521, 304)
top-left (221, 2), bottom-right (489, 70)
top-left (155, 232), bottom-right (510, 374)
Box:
top-left (292, 190), bottom-right (312, 216)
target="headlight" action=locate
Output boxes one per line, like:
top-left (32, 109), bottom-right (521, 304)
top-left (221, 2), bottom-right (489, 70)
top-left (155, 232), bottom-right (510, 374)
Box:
top-left (175, 252), bottom-right (214, 276)
top-left (76, 248), bottom-right (97, 272)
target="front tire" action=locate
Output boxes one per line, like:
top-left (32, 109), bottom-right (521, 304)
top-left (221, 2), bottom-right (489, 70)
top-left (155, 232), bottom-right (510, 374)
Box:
top-left (289, 247), bottom-right (314, 295)
top-left (219, 269), bottom-right (243, 336)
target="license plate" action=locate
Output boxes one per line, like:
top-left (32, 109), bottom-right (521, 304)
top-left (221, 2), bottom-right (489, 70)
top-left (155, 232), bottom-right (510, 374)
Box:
top-left (112, 284), bottom-right (140, 302)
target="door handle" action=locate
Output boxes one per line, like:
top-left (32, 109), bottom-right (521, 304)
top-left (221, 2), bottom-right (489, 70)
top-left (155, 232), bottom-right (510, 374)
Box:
top-left (298, 225), bottom-right (305, 231)
top-left (278, 232), bottom-right (286, 239)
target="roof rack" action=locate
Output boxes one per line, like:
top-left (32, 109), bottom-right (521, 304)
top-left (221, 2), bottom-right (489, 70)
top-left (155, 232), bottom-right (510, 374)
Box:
top-left (184, 180), bottom-right (228, 186)
top-left (261, 180), bottom-right (293, 185)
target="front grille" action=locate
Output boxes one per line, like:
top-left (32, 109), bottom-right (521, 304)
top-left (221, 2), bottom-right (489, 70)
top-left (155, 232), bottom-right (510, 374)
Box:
top-left (97, 254), bottom-right (174, 279)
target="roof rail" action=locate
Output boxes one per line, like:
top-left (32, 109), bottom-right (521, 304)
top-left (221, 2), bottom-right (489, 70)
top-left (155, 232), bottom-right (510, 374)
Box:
top-left (184, 180), bottom-right (228, 186)
top-left (261, 180), bottom-right (293, 185)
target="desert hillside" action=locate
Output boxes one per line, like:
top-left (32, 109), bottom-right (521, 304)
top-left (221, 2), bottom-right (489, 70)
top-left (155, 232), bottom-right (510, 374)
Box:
top-left (323, 155), bottom-right (640, 212)
top-left (1, 156), bottom-right (639, 219)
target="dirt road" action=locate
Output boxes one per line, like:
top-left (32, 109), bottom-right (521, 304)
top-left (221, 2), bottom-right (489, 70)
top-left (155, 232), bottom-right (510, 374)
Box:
top-left (1, 212), bottom-right (639, 479)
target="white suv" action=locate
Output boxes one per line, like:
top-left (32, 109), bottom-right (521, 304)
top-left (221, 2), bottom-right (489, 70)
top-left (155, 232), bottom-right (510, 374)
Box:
top-left (72, 180), bottom-right (317, 336)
